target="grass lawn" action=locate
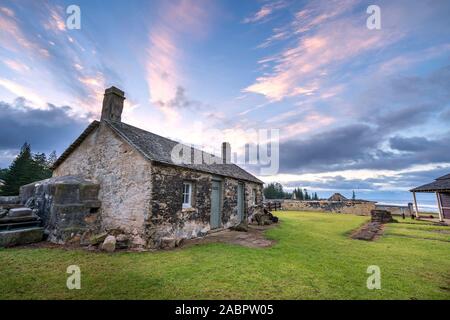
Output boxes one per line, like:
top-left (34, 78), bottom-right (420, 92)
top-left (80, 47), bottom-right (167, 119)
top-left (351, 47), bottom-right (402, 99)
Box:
top-left (0, 211), bottom-right (449, 300)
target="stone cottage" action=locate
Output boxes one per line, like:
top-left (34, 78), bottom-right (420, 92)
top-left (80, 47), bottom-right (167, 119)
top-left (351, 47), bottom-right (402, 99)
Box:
top-left (50, 87), bottom-right (263, 248)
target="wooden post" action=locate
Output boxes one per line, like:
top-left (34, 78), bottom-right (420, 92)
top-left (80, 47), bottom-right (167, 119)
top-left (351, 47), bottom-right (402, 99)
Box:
top-left (436, 192), bottom-right (444, 222)
top-left (413, 192), bottom-right (420, 218)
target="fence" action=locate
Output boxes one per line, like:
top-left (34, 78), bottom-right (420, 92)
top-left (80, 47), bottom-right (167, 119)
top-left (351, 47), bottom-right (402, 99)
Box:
top-left (264, 201), bottom-right (282, 211)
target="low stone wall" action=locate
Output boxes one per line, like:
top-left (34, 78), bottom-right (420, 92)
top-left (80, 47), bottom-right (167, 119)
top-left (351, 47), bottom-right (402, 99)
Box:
top-left (375, 204), bottom-right (413, 216)
top-left (282, 200), bottom-right (376, 215)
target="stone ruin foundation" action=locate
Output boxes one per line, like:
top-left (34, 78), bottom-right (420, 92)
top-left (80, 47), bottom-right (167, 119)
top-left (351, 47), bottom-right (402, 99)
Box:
top-left (351, 209), bottom-right (396, 241)
top-left (0, 175), bottom-right (104, 248)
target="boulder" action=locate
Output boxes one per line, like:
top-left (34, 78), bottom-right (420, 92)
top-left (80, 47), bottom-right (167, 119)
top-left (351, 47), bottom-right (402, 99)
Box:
top-left (101, 235), bottom-right (116, 252)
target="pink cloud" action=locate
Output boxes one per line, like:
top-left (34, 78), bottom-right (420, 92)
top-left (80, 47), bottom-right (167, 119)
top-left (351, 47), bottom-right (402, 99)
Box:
top-left (145, 0), bottom-right (212, 120)
top-left (243, 1), bottom-right (288, 24)
top-left (0, 6), bottom-right (49, 57)
top-left (244, 1), bottom-right (403, 101)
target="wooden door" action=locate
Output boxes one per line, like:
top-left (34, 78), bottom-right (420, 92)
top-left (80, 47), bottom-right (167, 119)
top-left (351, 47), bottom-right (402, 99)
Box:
top-left (210, 180), bottom-right (222, 229)
top-left (237, 183), bottom-right (245, 222)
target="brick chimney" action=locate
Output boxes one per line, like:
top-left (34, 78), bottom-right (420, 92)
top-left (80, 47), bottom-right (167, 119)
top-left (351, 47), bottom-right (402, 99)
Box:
top-left (222, 142), bottom-right (231, 164)
top-left (101, 86), bottom-right (125, 122)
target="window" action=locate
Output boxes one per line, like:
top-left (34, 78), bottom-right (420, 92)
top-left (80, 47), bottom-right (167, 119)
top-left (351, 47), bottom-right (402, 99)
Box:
top-left (252, 189), bottom-right (257, 205)
top-left (182, 182), bottom-right (192, 208)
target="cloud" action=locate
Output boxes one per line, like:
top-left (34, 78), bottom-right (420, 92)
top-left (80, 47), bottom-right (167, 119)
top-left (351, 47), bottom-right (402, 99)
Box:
top-left (0, 98), bottom-right (89, 165)
top-left (244, 16), bottom-right (401, 101)
top-left (242, 1), bottom-right (288, 24)
top-left (0, 5), bottom-right (49, 57)
top-left (3, 59), bottom-right (30, 73)
top-left (146, 0), bottom-right (212, 121)
top-left (155, 86), bottom-right (204, 110)
top-left (0, 78), bottom-right (47, 108)
top-left (279, 124), bottom-right (379, 172)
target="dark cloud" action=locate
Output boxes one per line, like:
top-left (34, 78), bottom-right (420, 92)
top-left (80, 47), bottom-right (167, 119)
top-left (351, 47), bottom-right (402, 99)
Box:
top-left (280, 124), bottom-right (380, 172)
top-left (156, 86), bottom-right (204, 110)
top-left (0, 98), bottom-right (89, 167)
top-left (278, 64), bottom-right (450, 176)
top-left (389, 136), bottom-right (435, 152)
top-left (283, 166), bottom-right (450, 194)
top-left (279, 128), bottom-right (450, 174)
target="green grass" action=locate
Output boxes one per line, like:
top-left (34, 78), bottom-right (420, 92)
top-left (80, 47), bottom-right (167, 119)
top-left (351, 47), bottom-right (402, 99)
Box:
top-left (0, 211), bottom-right (449, 300)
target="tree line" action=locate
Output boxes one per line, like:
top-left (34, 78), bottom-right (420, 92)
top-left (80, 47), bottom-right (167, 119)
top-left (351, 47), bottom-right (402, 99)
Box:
top-left (0, 143), bottom-right (56, 196)
top-left (263, 182), bottom-right (319, 200)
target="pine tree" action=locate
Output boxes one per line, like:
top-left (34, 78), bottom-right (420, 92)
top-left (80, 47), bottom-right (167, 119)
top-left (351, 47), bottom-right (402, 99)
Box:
top-left (0, 143), bottom-right (53, 196)
top-left (352, 190), bottom-right (356, 200)
top-left (298, 188), bottom-right (304, 200)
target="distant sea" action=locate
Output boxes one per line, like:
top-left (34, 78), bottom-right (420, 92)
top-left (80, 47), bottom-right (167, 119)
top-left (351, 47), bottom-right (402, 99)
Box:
top-left (371, 199), bottom-right (438, 213)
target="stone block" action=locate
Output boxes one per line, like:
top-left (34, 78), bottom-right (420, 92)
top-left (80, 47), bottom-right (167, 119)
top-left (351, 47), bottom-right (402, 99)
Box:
top-left (371, 210), bottom-right (395, 223)
top-left (0, 196), bottom-right (20, 205)
top-left (8, 207), bottom-right (33, 218)
top-left (0, 227), bottom-right (44, 247)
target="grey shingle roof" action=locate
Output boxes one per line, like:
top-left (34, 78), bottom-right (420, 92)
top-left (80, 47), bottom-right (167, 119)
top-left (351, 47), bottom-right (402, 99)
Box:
top-left (410, 174), bottom-right (450, 192)
top-left (54, 120), bottom-right (263, 184)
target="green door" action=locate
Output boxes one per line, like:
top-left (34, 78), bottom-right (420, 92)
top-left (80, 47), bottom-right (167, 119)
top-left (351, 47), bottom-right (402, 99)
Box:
top-left (210, 180), bottom-right (222, 229)
top-left (237, 183), bottom-right (245, 222)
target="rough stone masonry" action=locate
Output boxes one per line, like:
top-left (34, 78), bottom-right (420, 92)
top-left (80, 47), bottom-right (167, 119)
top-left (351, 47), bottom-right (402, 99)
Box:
top-left (25, 86), bottom-right (265, 250)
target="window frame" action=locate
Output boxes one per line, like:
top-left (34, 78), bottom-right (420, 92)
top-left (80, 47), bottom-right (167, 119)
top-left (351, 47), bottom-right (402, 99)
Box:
top-left (252, 188), bottom-right (257, 205)
top-left (182, 182), bottom-right (193, 209)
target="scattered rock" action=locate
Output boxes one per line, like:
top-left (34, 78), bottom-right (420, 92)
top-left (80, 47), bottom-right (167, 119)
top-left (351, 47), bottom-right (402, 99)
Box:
top-left (160, 237), bottom-right (176, 249)
top-left (101, 235), bottom-right (116, 252)
top-left (231, 223), bottom-right (248, 232)
top-left (115, 234), bottom-right (130, 249)
top-left (90, 232), bottom-right (108, 245)
top-left (175, 238), bottom-right (184, 247)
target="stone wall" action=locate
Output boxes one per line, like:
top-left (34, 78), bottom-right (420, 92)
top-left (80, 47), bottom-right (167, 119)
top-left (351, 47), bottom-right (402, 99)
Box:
top-left (53, 122), bottom-right (152, 247)
top-left (375, 204), bottom-right (413, 216)
top-left (147, 162), bottom-right (262, 248)
top-left (282, 200), bottom-right (376, 215)
top-left (148, 163), bottom-right (211, 247)
top-left (19, 176), bottom-right (101, 243)
top-left (52, 122), bottom-right (263, 248)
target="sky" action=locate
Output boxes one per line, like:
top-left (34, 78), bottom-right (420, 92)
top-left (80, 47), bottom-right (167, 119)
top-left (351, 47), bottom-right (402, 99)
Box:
top-left (0, 0), bottom-right (449, 202)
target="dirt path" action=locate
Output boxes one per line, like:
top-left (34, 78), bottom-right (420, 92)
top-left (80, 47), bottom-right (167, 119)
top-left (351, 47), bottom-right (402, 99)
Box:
top-left (183, 224), bottom-right (278, 248)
